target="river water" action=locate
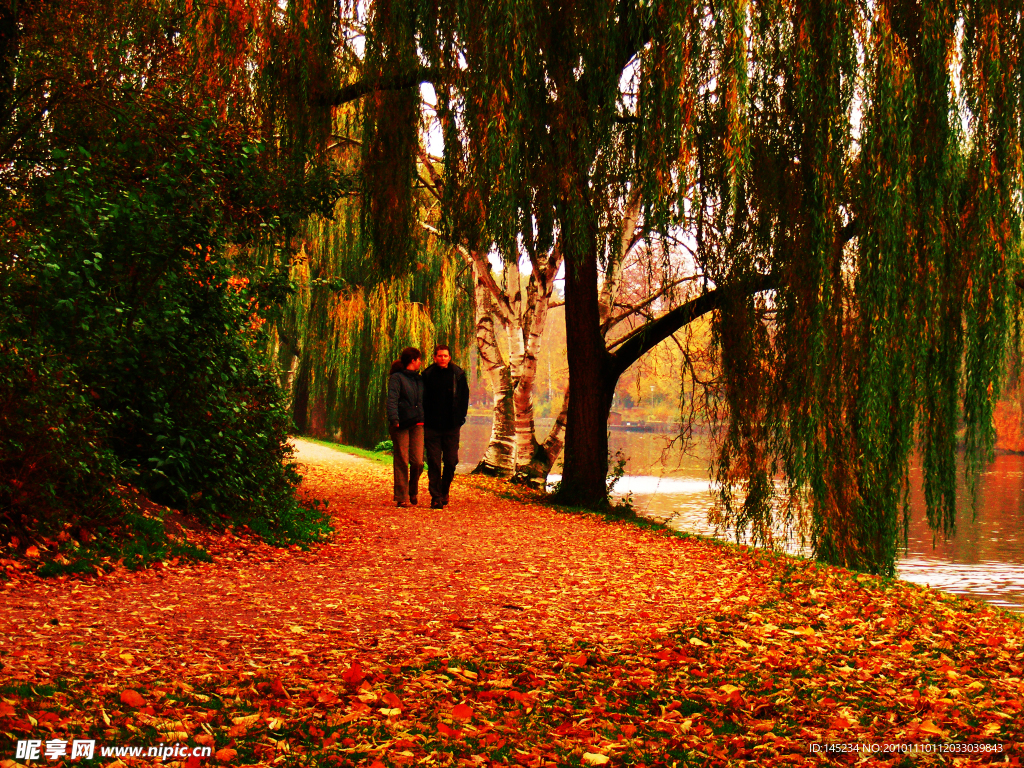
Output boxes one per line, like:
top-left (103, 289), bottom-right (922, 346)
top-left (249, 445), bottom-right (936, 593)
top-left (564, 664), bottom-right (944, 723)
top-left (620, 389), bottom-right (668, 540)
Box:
top-left (458, 422), bottom-right (1024, 613)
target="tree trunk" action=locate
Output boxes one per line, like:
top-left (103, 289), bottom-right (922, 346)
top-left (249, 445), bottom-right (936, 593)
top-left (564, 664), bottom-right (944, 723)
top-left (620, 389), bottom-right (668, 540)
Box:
top-left (515, 386), bottom-right (568, 487)
top-left (556, 221), bottom-right (614, 507)
top-left (472, 258), bottom-right (516, 475)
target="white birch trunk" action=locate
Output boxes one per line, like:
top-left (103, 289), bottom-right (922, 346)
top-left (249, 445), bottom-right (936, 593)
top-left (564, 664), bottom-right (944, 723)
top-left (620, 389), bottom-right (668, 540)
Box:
top-left (472, 256), bottom-right (517, 475)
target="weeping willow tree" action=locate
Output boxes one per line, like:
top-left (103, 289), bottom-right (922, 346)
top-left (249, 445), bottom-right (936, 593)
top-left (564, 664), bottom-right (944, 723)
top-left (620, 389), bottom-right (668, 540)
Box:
top-left (352, 0), bottom-right (1023, 574)
top-left (269, 98), bottom-right (474, 447)
top-left (277, 210), bottom-right (474, 447)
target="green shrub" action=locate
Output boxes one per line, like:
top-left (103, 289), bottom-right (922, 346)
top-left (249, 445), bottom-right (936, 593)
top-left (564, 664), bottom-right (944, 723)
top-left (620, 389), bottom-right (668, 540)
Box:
top-left (0, 338), bottom-right (123, 544)
top-left (1, 115), bottom-right (331, 553)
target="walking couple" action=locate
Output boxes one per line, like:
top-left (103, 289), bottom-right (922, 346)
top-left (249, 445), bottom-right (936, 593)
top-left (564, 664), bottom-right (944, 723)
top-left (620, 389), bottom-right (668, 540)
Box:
top-left (386, 345), bottom-right (470, 509)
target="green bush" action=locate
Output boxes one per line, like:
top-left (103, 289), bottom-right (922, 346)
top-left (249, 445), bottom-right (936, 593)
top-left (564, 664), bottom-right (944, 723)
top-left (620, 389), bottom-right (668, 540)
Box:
top-left (0, 338), bottom-right (123, 544)
top-left (1, 114), bottom-right (330, 554)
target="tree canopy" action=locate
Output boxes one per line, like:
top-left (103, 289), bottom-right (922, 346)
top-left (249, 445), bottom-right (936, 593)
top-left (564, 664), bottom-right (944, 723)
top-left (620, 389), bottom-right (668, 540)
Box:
top-left (353, 0), bottom-right (1023, 574)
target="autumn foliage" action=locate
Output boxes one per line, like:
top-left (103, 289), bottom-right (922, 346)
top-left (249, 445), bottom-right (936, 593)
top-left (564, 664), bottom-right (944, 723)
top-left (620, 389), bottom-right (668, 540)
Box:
top-left (1, 442), bottom-right (1021, 766)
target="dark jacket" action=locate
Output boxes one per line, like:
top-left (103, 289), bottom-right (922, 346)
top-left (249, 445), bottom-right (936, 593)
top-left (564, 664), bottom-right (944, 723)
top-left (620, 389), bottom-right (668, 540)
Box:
top-left (386, 369), bottom-right (425, 428)
top-left (422, 362), bottom-right (470, 430)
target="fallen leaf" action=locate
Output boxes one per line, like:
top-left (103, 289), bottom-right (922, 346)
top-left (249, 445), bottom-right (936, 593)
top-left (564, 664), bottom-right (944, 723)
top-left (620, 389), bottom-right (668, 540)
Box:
top-left (214, 748), bottom-right (237, 763)
top-left (270, 677), bottom-right (289, 698)
top-left (451, 703), bottom-right (474, 720)
top-left (583, 753), bottom-right (610, 766)
top-left (342, 662), bottom-right (365, 685)
top-left (120, 690), bottom-right (145, 708)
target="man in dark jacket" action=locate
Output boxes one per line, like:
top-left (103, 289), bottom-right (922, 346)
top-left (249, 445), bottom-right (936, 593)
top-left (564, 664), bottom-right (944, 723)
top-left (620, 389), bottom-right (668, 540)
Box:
top-left (422, 344), bottom-right (470, 508)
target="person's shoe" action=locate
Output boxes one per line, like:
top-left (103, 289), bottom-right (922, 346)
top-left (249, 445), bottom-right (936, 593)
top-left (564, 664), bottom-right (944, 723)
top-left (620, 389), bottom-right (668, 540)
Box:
top-left (430, 499), bottom-right (444, 509)
top-left (409, 497), bottom-right (418, 506)
top-left (396, 501), bottom-right (409, 508)
top-left (442, 495), bottom-right (450, 507)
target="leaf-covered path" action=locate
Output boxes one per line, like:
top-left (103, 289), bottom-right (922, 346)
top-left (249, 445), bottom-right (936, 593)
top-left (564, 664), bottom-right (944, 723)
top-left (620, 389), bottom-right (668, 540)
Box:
top-left (2, 439), bottom-right (1023, 766)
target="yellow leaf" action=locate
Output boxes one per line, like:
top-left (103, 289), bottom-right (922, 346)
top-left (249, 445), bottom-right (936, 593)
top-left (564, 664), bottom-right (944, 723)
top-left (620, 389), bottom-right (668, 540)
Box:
top-left (267, 717), bottom-right (284, 730)
top-left (231, 714), bottom-right (260, 727)
top-left (289, 625), bottom-right (306, 634)
top-left (734, 638), bottom-right (751, 649)
top-left (378, 707), bottom-right (401, 716)
top-left (119, 652), bottom-right (134, 665)
top-left (719, 684), bottom-right (742, 695)
top-left (919, 720), bottom-right (944, 735)
top-left (688, 637), bottom-right (708, 647)
top-left (583, 754), bottom-right (610, 766)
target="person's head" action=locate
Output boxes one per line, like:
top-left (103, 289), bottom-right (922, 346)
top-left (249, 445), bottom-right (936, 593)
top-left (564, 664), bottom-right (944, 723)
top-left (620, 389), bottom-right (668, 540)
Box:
top-left (400, 347), bottom-right (422, 372)
top-left (433, 344), bottom-right (452, 368)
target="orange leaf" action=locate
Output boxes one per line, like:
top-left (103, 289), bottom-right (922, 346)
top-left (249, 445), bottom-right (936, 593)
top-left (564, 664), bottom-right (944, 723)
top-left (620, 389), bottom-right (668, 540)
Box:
top-left (214, 748), bottom-right (237, 763)
top-left (24, 546), bottom-right (39, 559)
top-left (450, 703), bottom-right (474, 720)
top-left (565, 653), bottom-right (588, 665)
top-left (0, 702), bottom-right (16, 717)
top-left (120, 690), bottom-right (145, 708)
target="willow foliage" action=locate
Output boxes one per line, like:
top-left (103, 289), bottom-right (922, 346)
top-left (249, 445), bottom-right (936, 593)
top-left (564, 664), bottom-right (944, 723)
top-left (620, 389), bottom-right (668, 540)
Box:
top-left (279, 190), bottom-right (474, 448)
top-left (357, 0), bottom-right (1023, 574)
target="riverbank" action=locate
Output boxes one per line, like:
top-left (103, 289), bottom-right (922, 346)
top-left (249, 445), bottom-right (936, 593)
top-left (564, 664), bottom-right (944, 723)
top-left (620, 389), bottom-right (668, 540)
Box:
top-left (1, 438), bottom-right (1021, 766)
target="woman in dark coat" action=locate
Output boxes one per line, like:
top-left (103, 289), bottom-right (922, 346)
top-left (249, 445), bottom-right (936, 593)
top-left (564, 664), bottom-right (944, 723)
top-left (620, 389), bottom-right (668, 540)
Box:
top-left (386, 347), bottom-right (425, 507)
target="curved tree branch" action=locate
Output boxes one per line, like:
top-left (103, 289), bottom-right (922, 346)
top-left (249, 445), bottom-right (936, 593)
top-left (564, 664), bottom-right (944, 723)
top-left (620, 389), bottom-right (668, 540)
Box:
top-left (604, 272), bottom-right (779, 384)
top-left (330, 67), bottom-right (462, 107)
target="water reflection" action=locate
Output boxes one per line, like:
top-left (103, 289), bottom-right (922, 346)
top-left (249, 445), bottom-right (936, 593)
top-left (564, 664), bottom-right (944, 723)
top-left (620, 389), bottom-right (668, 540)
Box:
top-left (459, 422), bottom-right (1024, 612)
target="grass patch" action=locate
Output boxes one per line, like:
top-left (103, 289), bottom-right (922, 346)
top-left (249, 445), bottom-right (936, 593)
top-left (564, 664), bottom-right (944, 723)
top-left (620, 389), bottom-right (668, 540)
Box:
top-left (298, 436), bottom-right (392, 464)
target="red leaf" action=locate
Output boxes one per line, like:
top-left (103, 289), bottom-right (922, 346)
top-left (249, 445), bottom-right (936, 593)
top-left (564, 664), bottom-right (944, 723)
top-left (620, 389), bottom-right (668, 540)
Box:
top-left (382, 691), bottom-right (402, 709)
top-left (437, 722), bottom-right (461, 738)
top-left (450, 703), bottom-right (473, 720)
top-left (565, 653), bottom-right (588, 665)
top-left (120, 690), bottom-right (145, 708)
top-left (342, 662), bottom-right (365, 685)
top-left (270, 677), bottom-right (289, 698)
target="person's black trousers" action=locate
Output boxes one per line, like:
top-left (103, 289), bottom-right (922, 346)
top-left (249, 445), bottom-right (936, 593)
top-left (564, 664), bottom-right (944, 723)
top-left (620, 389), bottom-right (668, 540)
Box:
top-left (424, 427), bottom-right (461, 506)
